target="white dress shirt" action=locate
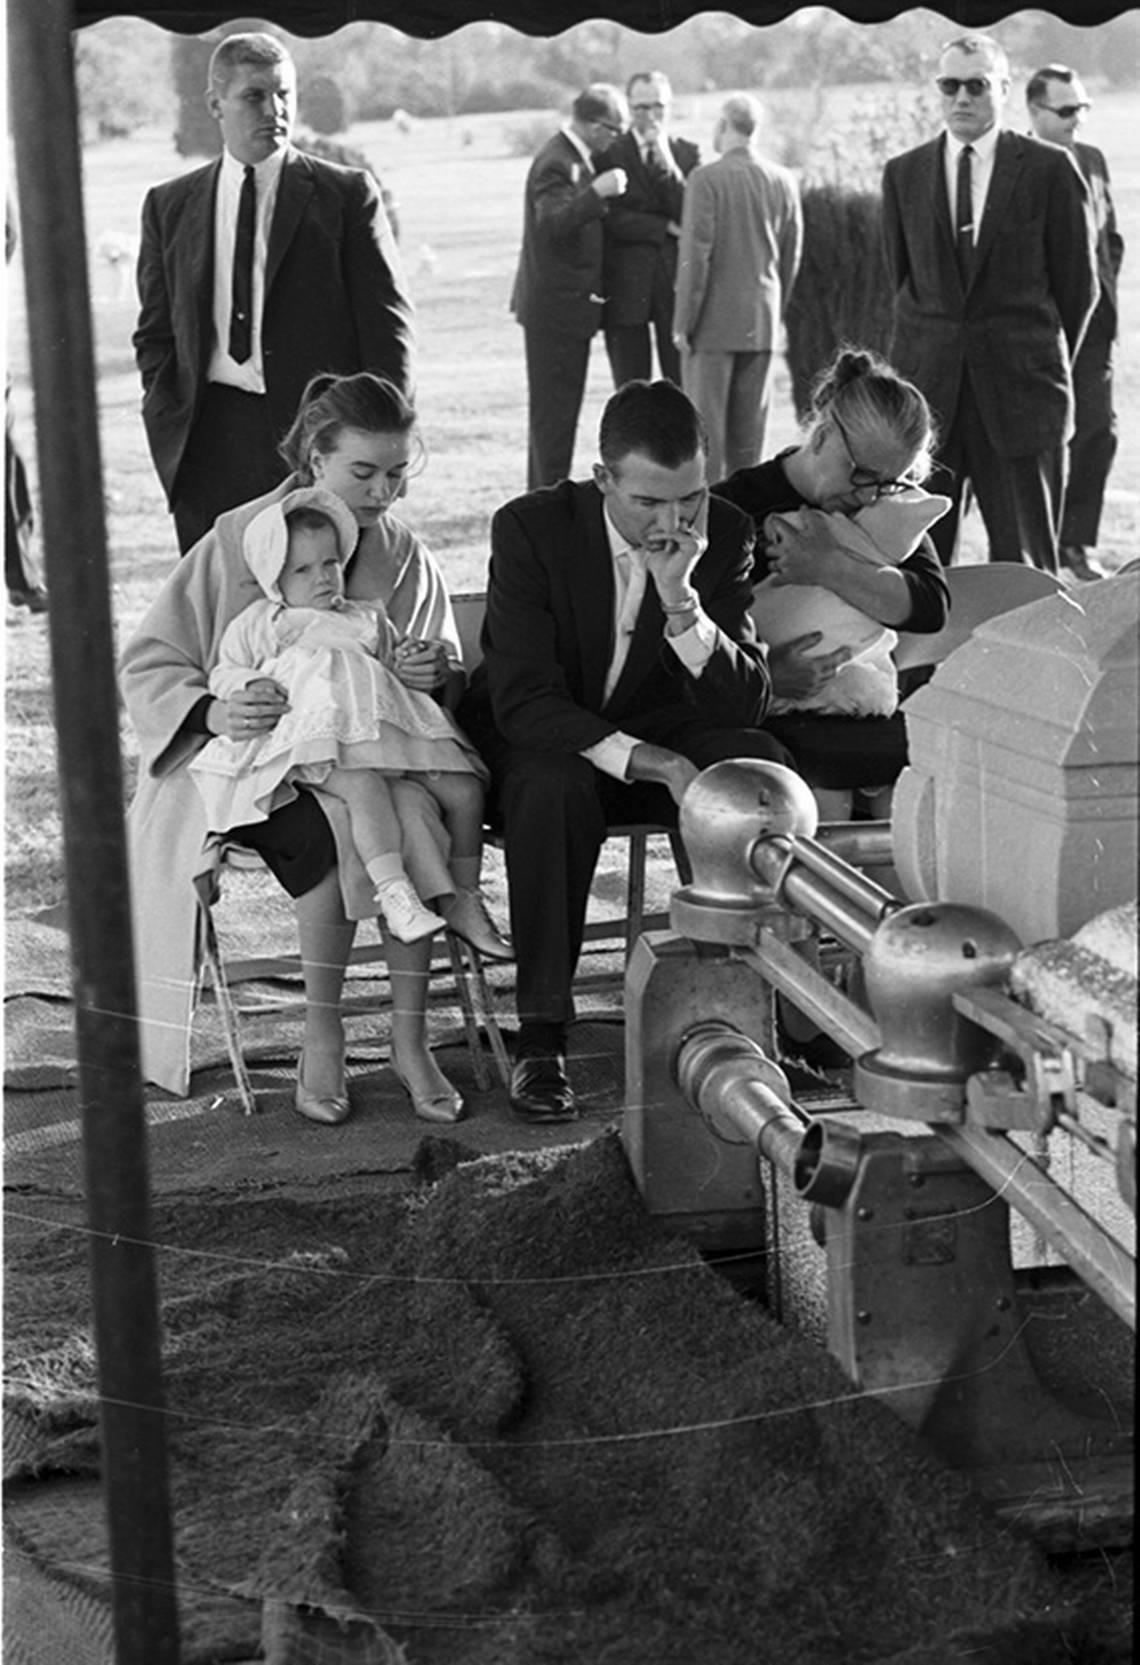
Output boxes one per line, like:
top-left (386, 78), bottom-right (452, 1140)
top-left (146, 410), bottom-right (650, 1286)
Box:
top-left (208, 146), bottom-right (288, 394)
top-left (582, 507), bottom-right (717, 782)
top-left (560, 124), bottom-right (596, 180)
top-left (943, 124), bottom-right (1000, 245)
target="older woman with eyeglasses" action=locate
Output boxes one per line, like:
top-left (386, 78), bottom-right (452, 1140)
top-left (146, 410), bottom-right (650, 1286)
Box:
top-left (711, 346), bottom-right (950, 810)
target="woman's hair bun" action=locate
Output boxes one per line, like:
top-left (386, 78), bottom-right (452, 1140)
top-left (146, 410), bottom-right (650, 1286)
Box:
top-left (831, 347), bottom-right (875, 386)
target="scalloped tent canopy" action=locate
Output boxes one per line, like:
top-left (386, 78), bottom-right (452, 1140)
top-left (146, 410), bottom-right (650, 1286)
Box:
top-left (72, 1), bottom-right (1132, 35)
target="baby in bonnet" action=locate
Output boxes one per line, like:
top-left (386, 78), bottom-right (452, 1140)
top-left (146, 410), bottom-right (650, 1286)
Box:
top-left (752, 486), bottom-right (951, 718)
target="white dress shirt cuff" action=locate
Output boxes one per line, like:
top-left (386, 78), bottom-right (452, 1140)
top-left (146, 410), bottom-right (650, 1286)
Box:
top-left (581, 731), bottom-right (640, 781)
top-left (666, 608), bottom-right (717, 674)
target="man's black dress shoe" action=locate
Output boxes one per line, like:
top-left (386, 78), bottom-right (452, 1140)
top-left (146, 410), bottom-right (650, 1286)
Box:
top-left (509, 1054), bottom-right (578, 1123)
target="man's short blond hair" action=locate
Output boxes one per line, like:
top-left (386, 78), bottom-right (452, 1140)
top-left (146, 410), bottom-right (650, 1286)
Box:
top-left (938, 33), bottom-right (1010, 80)
top-left (207, 31), bottom-right (293, 97)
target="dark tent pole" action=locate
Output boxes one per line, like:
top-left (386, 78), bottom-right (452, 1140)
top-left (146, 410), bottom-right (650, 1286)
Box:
top-left (7, 1), bottom-right (181, 1659)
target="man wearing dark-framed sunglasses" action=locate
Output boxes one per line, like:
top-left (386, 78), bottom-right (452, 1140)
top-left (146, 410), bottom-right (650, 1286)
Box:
top-left (1026, 63), bottom-right (1123, 582)
top-left (881, 32), bottom-right (1099, 577)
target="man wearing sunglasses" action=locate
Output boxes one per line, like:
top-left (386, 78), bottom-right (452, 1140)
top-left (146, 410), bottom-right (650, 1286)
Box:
top-left (882, 34), bottom-right (1099, 575)
top-left (1027, 65), bottom-right (1123, 582)
top-left (511, 83), bottom-right (630, 490)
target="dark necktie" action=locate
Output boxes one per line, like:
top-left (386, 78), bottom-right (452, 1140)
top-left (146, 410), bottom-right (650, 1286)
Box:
top-left (229, 164), bottom-right (256, 363)
top-left (955, 144), bottom-right (974, 286)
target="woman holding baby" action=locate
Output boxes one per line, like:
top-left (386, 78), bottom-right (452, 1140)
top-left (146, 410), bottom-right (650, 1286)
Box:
top-left (713, 347), bottom-right (950, 818)
top-left (122, 372), bottom-right (498, 1129)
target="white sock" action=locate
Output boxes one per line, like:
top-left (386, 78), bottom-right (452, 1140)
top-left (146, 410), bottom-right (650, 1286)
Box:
top-left (367, 854), bottom-right (407, 890)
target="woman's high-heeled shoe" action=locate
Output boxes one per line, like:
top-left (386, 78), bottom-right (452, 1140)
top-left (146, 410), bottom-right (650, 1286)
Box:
top-left (294, 1054), bottom-right (352, 1125)
top-left (390, 1058), bottom-right (466, 1124)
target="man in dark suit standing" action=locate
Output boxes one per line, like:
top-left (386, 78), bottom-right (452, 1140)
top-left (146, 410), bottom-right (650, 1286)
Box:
top-left (1027, 64), bottom-right (1124, 581)
top-left (882, 34), bottom-right (1098, 573)
top-left (134, 32), bottom-right (414, 553)
top-left (600, 71), bottom-right (700, 388)
top-left (511, 84), bottom-right (629, 491)
top-left (460, 380), bottom-right (791, 1122)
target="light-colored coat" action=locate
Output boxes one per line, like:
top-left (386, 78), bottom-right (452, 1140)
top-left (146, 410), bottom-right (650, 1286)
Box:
top-left (120, 479), bottom-right (460, 1096)
top-left (673, 146), bottom-right (803, 350)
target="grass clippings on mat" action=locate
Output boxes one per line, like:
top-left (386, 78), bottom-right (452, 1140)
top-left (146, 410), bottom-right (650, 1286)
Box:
top-left (4, 1135), bottom-right (1130, 1664)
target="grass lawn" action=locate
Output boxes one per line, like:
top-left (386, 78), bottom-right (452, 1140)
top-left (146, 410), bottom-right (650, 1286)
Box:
top-left (5, 88), bottom-right (1139, 915)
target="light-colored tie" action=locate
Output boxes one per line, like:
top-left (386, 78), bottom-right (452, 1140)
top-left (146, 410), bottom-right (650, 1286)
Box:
top-left (604, 548), bottom-right (648, 702)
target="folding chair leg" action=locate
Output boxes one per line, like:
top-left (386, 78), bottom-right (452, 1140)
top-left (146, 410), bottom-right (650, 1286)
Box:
top-left (446, 934), bottom-right (512, 1089)
top-left (445, 934), bottom-right (494, 1091)
top-left (197, 896), bottom-right (259, 1116)
top-left (625, 830), bottom-right (648, 962)
top-left (668, 828), bottom-right (692, 887)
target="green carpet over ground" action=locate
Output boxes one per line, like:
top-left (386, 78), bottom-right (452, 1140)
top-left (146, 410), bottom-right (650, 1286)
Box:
top-left (3, 1134), bottom-right (1129, 1664)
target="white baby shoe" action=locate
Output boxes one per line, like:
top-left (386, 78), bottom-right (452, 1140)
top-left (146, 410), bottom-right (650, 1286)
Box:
top-left (374, 878), bottom-right (446, 943)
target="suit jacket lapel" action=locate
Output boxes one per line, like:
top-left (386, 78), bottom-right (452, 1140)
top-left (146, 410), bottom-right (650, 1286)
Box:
top-left (927, 136), bottom-right (960, 285)
top-left (605, 579), bottom-right (663, 711)
top-left (184, 163), bottom-right (219, 378)
top-left (571, 487), bottom-right (617, 707)
top-left (265, 150), bottom-right (314, 298)
top-left (971, 130), bottom-right (1019, 284)
top-left (624, 132), bottom-right (651, 189)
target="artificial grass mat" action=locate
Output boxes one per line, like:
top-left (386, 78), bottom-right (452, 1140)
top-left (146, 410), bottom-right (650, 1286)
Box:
top-left (3, 1133), bottom-right (1127, 1664)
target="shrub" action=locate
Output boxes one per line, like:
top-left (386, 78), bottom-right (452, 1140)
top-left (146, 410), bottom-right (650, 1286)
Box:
top-left (301, 74), bottom-right (348, 137)
top-left (172, 33), bottom-right (218, 158)
top-left (293, 134), bottom-right (401, 242)
top-left (458, 77), bottom-right (570, 115)
top-left (504, 114), bottom-right (561, 159)
top-left (784, 183), bottom-right (893, 422)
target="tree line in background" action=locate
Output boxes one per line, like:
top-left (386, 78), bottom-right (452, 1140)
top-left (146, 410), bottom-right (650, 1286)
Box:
top-left (71, 8), bottom-right (1136, 421)
top-left (77, 8), bottom-right (1138, 143)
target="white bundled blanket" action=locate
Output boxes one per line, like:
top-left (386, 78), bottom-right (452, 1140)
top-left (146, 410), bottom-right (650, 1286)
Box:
top-left (752, 488), bottom-right (950, 716)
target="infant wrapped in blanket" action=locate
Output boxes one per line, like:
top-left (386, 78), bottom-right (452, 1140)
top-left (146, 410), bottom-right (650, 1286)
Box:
top-left (752, 487), bottom-right (951, 717)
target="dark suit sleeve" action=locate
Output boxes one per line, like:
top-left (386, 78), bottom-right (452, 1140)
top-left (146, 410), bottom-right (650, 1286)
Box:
top-left (602, 137), bottom-right (688, 241)
top-left (532, 149), bottom-right (608, 243)
top-left (1049, 150), bottom-right (1099, 356)
top-left (687, 510), bottom-right (773, 725)
top-left (880, 159), bottom-right (909, 299)
top-left (342, 170), bottom-right (416, 396)
top-left (1103, 160), bottom-right (1124, 279)
top-left (481, 501), bottom-right (621, 754)
top-left (133, 187), bottom-right (173, 396)
top-left (897, 539), bottom-right (950, 634)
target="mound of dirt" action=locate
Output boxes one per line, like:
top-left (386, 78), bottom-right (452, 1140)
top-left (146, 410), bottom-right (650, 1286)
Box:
top-left (4, 1135), bottom-right (1128, 1664)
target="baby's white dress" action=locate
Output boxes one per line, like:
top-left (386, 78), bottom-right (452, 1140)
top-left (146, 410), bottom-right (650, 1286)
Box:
top-left (190, 599), bottom-right (487, 833)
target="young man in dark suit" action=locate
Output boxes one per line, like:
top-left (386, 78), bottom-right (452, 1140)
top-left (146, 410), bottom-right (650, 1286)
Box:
top-left (460, 380), bottom-right (792, 1123)
top-left (882, 33), bottom-right (1098, 574)
top-left (1027, 64), bottom-right (1123, 581)
top-left (600, 71), bottom-right (700, 388)
top-left (134, 32), bottom-right (414, 553)
top-left (510, 83), bottom-right (629, 491)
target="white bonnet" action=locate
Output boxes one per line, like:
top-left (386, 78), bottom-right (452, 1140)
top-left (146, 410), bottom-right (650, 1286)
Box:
top-left (242, 486), bottom-right (359, 601)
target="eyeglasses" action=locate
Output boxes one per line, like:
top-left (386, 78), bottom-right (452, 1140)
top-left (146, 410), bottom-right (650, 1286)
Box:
top-left (935, 76), bottom-right (993, 98)
top-left (595, 118), bottom-right (624, 135)
top-left (1035, 101), bottom-right (1090, 119)
top-left (632, 101), bottom-right (667, 114)
top-left (831, 412), bottom-right (911, 500)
